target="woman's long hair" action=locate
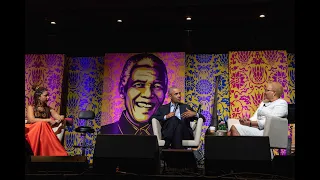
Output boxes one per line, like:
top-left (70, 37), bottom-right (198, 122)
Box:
top-left (32, 85), bottom-right (51, 118)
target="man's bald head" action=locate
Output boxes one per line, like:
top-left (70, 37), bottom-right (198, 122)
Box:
top-left (268, 82), bottom-right (284, 98)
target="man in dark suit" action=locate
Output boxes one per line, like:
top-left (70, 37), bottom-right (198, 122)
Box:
top-left (152, 87), bottom-right (202, 149)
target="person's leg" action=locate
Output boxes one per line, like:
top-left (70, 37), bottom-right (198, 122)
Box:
top-left (171, 123), bottom-right (183, 149)
top-left (25, 121), bottom-right (68, 156)
top-left (230, 124), bottom-right (263, 136)
top-left (171, 118), bottom-right (193, 149)
top-left (161, 116), bottom-right (180, 148)
top-left (230, 125), bottom-right (240, 136)
top-left (227, 131), bottom-right (232, 136)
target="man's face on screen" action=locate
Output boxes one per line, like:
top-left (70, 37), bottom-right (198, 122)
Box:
top-left (124, 66), bottom-right (166, 123)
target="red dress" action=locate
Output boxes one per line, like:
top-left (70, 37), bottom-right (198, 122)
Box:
top-left (25, 121), bottom-right (68, 156)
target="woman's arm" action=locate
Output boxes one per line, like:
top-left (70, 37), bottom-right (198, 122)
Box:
top-left (50, 108), bottom-right (64, 123)
top-left (27, 105), bottom-right (55, 125)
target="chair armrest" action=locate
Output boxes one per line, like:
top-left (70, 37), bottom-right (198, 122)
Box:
top-left (193, 118), bottom-right (203, 145)
top-left (151, 118), bottom-right (162, 141)
top-left (263, 115), bottom-right (288, 149)
top-left (227, 118), bottom-right (240, 131)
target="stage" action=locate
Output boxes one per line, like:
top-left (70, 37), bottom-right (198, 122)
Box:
top-left (25, 135), bottom-right (295, 180)
top-left (25, 166), bottom-right (294, 180)
top-left (25, 173), bottom-right (293, 180)
top-left (25, 151), bottom-right (295, 180)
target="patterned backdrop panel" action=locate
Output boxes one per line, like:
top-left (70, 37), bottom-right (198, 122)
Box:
top-left (287, 53), bottom-right (295, 154)
top-left (287, 53), bottom-right (295, 104)
top-left (185, 54), bottom-right (229, 140)
top-left (64, 57), bottom-right (104, 164)
top-left (274, 53), bottom-right (295, 156)
top-left (229, 51), bottom-right (290, 119)
top-left (100, 52), bottom-right (185, 135)
top-left (25, 54), bottom-right (65, 115)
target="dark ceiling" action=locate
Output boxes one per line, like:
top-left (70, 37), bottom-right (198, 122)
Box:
top-left (25, 0), bottom-right (295, 56)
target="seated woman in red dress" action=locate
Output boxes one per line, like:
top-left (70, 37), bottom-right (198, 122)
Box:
top-left (25, 85), bottom-right (68, 156)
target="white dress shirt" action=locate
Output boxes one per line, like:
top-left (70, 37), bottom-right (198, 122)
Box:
top-left (163, 102), bottom-right (199, 120)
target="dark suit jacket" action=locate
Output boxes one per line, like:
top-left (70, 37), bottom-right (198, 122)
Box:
top-left (152, 102), bottom-right (206, 121)
top-left (151, 102), bottom-right (202, 139)
top-left (151, 102), bottom-right (203, 134)
top-left (151, 103), bottom-right (196, 121)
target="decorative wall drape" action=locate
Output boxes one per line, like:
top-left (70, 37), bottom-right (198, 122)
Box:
top-left (25, 54), bottom-right (65, 116)
top-left (25, 51), bottom-right (295, 158)
top-left (228, 50), bottom-right (290, 119)
top-left (287, 53), bottom-right (295, 104)
top-left (185, 54), bottom-right (230, 140)
top-left (287, 53), bottom-right (295, 155)
top-left (64, 57), bottom-right (104, 164)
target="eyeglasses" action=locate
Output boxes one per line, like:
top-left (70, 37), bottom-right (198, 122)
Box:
top-left (265, 89), bottom-right (274, 92)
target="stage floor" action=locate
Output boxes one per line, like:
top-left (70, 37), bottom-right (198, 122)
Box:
top-left (25, 149), bottom-right (294, 179)
top-left (26, 158), bottom-right (294, 180)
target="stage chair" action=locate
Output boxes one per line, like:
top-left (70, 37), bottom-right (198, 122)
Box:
top-left (74, 110), bottom-right (95, 156)
top-left (227, 115), bottom-right (288, 158)
top-left (263, 115), bottom-right (288, 150)
top-left (25, 118), bottom-right (68, 142)
top-left (151, 117), bottom-right (204, 147)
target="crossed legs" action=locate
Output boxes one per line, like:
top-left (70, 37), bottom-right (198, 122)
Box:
top-left (161, 116), bottom-right (192, 149)
top-left (227, 125), bottom-right (240, 136)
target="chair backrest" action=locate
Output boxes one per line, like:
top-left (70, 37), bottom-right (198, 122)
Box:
top-left (192, 118), bottom-right (203, 145)
top-left (152, 118), bottom-right (162, 141)
top-left (79, 110), bottom-right (95, 119)
top-left (263, 115), bottom-right (288, 149)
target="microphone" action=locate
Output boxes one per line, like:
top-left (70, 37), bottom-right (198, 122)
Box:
top-left (197, 104), bottom-right (202, 114)
top-left (192, 104), bottom-right (202, 130)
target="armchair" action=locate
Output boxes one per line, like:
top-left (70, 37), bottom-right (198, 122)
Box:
top-left (263, 115), bottom-right (288, 149)
top-left (151, 118), bottom-right (204, 147)
top-left (227, 116), bottom-right (288, 158)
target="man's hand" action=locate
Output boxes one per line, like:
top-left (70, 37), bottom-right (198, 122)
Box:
top-left (166, 112), bottom-right (175, 119)
top-left (181, 108), bottom-right (196, 119)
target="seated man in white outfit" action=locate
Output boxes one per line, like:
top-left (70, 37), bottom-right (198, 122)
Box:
top-left (227, 81), bottom-right (288, 136)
